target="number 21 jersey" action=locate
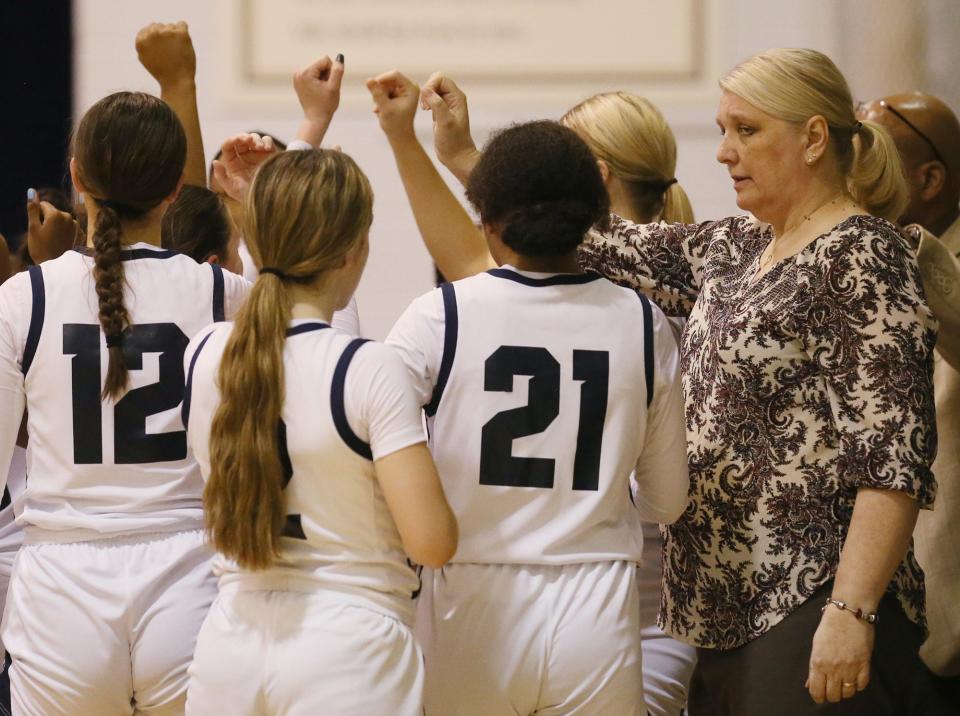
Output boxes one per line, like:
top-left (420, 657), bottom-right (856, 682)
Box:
top-left (387, 266), bottom-right (689, 565)
top-left (0, 244), bottom-right (247, 541)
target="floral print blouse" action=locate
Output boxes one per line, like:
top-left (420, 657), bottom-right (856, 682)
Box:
top-left (579, 213), bottom-right (937, 649)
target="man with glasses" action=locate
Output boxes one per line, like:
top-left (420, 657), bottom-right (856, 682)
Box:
top-left (858, 92), bottom-right (960, 701)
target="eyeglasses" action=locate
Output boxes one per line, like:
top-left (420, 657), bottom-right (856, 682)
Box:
top-left (872, 99), bottom-right (946, 166)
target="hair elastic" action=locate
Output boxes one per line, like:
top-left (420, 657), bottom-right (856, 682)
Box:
top-left (259, 267), bottom-right (289, 280)
top-left (852, 121), bottom-right (863, 133)
top-left (663, 178), bottom-right (678, 189)
top-left (93, 197), bottom-right (136, 215)
top-left (105, 333), bottom-right (124, 348)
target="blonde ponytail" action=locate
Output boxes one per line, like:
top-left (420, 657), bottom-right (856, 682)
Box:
top-left (206, 277), bottom-right (291, 569)
top-left (662, 182), bottom-right (695, 224)
top-left (561, 92), bottom-right (694, 223)
top-left (849, 120), bottom-right (909, 222)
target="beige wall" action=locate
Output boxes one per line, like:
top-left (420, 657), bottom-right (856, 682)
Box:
top-left (74, 0), bottom-right (952, 338)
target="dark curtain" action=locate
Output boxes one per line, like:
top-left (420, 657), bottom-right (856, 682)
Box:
top-left (0, 1), bottom-right (74, 246)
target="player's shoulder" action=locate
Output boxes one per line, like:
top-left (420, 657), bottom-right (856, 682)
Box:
top-left (335, 337), bottom-right (405, 388)
top-left (185, 320), bottom-right (232, 365)
top-left (0, 266), bottom-right (33, 299)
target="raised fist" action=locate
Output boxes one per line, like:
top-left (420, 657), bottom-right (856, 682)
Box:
top-left (135, 21), bottom-right (196, 87)
top-left (366, 70), bottom-right (420, 142)
top-left (420, 73), bottom-right (479, 183)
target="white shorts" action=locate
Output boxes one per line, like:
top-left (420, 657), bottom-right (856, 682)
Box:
top-left (2, 529), bottom-right (216, 716)
top-left (637, 523), bottom-right (696, 715)
top-left (417, 561), bottom-right (644, 716)
top-left (186, 589), bottom-right (424, 716)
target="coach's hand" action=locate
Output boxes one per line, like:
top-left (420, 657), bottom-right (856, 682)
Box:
top-left (135, 21), bottom-right (196, 89)
top-left (293, 55), bottom-right (344, 147)
top-left (806, 605), bottom-right (873, 704)
top-left (212, 134), bottom-right (279, 203)
top-left (367, 71), bottom-right (420, 144)
top-left (420, 73), bottom-right (479, 185)
top-left (26, 189), bottom-right (79, 264)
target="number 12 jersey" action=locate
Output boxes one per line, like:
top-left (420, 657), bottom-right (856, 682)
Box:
top-left (0, 244), bottom-right (247, 542)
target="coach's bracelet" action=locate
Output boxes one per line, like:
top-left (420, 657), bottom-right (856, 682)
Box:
top-left (822, 597), bottom-right (878, 624)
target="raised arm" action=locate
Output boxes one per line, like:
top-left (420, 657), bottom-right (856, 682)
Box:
top-left (211, 133), bottom-right (279, 204)
top-left (578, 214), bottom-right (729, 318)
top-left (136, 22), bottom-right (205, 187)
top-left (420, 72), bottom-right (481, 187)
top-left (367, 70), bottom-right (493, 281)
top-left (292, 55), bottom-right (344, 147)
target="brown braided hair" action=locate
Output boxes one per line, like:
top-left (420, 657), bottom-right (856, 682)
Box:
top-left (73, 92), bottom-right (186, 398)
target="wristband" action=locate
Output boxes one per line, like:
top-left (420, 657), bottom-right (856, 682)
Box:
top-left (822, 597), bottom-right (878, 624)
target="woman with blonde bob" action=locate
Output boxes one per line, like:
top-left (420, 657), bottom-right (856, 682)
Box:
top-left (182, 148), bottom-right (457, 716)
top-left (397, 48), bottom-right (943, 714)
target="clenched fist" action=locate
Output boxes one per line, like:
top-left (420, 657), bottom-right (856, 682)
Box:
top-left (136, 21), bottom-right (196, 88)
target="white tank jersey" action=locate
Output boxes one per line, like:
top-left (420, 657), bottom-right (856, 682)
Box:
top-left (0, 446), bottom-right (26, 559)
top-left (183, 320), bottom-right (426, 623)
top-left (387, 266), bottom-right (689, 565)
top-left (0, 243), bottom-right (248, 542)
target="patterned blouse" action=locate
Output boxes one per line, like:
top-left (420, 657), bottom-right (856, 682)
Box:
top-left (579, 213), bottom-right (937, 650)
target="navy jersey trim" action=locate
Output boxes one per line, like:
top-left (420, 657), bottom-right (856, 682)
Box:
top-left (181, 330), bottom-right (215, 430)
top-left (486, 268), bottom-right (603, 287)
top-left (424, 282), bottom-right (458, 417)
top-left (22, 266), bottom-right (45, 376)
top-left (638, 293), bottom-right (654, 408)
top-left (286, 322), bottom-right (330, 337)
top-left (211, 263), bottom-right (225, 322)
top-left (331, 338), bottom-right (373, 460)
top-left (72, 246), bottom-right (180, 260)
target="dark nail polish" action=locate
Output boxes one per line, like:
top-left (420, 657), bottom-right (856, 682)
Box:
top-left (336, 53), bottom-right (344, 64)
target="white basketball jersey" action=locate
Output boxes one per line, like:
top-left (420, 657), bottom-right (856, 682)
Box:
top-left (387, 266), bottom-right (688, 565)
top-left (184, 320), bottom-right (426, 623)
top-left (0, 243), bottom-right (247, 541)
top-left (0, 446), bottom-right (26, 558)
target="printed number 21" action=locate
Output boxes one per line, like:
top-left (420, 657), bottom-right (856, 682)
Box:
top-left (479, 346), bottom-right (608, 491)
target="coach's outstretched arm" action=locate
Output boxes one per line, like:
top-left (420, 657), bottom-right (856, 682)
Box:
top-left (367, 70), bottom-right (493, 282)
top-left (136, 22), bottom-right (206, 187)
top-left (292, 55), bottom-right (344, 147)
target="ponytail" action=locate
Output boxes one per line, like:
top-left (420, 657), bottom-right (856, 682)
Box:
top-left (205, 275), bottom-right (291, 569)
top-left (92, 204), bottom-right (131, 399)
top-left (73, 91), bottom-right (187, 400)
top-left (561, 92), bottom-right (694, 224)
top-left (661, 182), bottom-right (695, 224)
top-left (202, 149), bottom-right (374, 571)
top-left (848, 120), bottom-right (909, 223)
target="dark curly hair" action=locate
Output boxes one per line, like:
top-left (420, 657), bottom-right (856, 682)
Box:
top-left (466, 120), bottom-right (609, 257)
